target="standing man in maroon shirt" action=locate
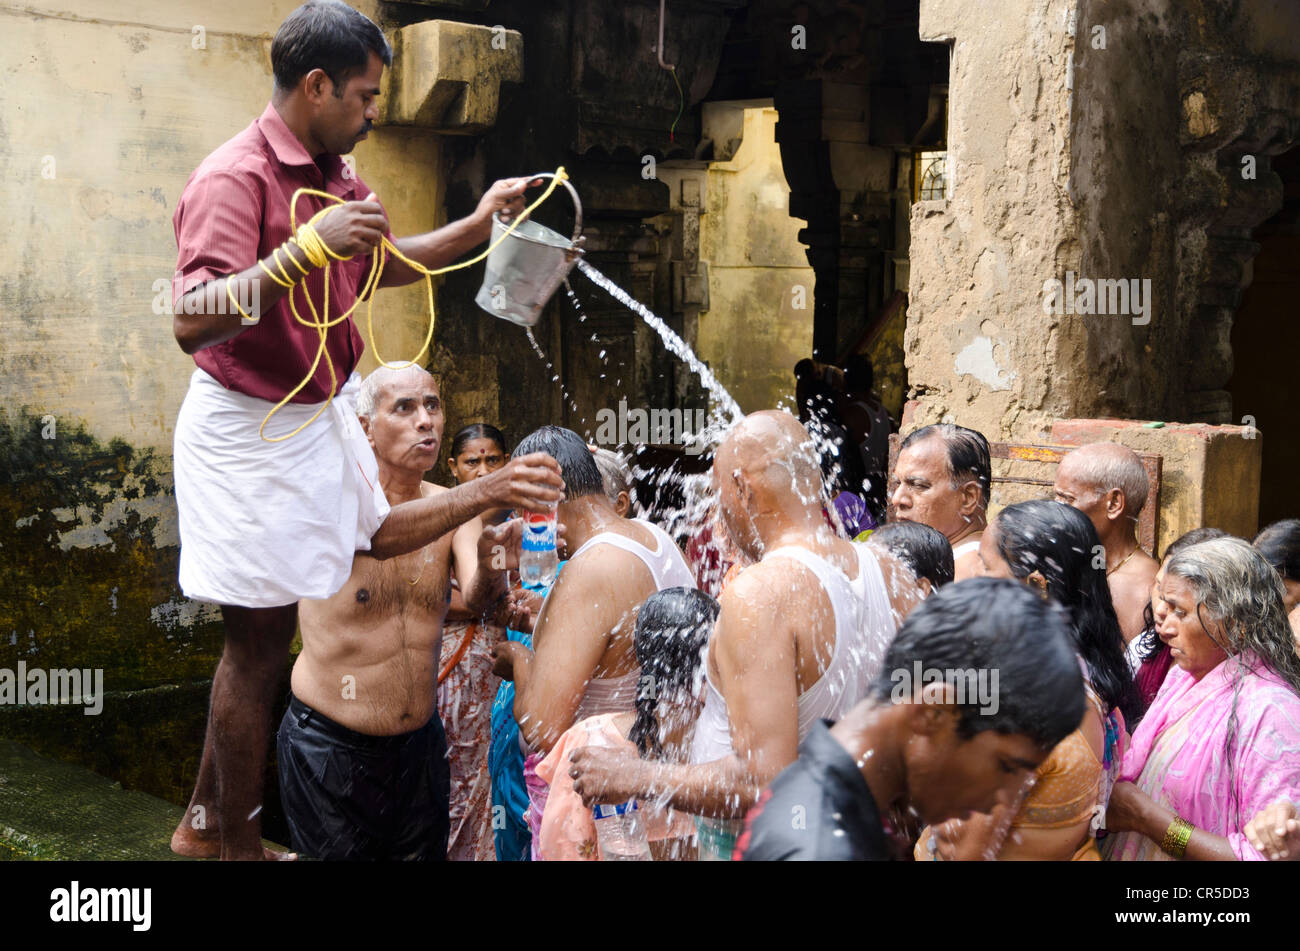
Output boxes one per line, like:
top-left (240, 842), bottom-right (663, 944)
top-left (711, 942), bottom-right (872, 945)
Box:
top-left (168, 1), bottom-right (564, 860)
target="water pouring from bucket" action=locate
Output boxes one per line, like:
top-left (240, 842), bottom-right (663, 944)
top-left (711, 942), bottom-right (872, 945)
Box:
top-left (475, 172), bottom-right (585, 327)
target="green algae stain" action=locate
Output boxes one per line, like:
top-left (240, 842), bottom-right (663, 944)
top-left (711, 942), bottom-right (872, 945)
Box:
top-left (0, 410), bottom-right (223, 693)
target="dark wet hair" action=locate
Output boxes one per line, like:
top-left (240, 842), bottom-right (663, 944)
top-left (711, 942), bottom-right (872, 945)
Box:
top-left (867, 578), bottom-right (1084, 751)
top-left (993, 500), bottom-right (1139, 725)
top-left (514, 425), bottom-right (603, 500)
top-left (1137, 527), bottom-right (1230, 663)
top-left (629, 588), bottom-right (719, 759)
top-left (1254, 519), bottom-right (1300, 583)
top-left (271, 1), bottom-right (392, 94)
top-left (868, 522), bottom-right (954, 589)
top-left (900, 423), bottom-right (991, 508)
top-left (450, 423), bottom-right (508, 460)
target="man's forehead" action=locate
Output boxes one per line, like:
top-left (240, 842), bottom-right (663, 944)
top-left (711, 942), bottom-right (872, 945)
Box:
top-left (899, 437), bottom-right (947, 473)
top-left (380, 373), bottom-right (438, 403)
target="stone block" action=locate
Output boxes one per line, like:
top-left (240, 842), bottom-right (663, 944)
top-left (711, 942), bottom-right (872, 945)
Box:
top-left (382, 20), bottom-right (523, 133)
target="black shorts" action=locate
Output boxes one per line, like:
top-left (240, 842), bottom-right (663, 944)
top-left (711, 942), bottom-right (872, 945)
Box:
top-left (277, 694), bottom-right (450, 860)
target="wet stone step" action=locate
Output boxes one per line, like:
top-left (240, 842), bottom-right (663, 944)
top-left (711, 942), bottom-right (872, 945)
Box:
top-left (0, 738), bottom-right (190, 861)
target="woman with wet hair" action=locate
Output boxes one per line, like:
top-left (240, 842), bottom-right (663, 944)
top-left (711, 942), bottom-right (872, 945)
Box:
top-left (438, 422), bottom-right (511, 861)
top-left (1103, 537), bottom-right (1300, 860)
top-left (865, 521), bottom-right (955, 596)
top-left (920, 499), bottom-right (1136, 860)
top-left (534, 587), bottom-right (718, 860)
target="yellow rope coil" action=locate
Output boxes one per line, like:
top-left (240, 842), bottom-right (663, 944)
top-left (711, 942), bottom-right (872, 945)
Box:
top-left (222, 167), bottom-right (570, 442)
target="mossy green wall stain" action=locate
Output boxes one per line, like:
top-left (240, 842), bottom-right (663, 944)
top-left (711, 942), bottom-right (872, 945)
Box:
top-left (0, 411), bottom-right (223, 692)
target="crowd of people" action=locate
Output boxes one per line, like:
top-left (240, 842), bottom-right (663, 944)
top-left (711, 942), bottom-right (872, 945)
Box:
top-left (261, 360), bottom-right (1300, 863)
top-left (164, 2), bottom-right (1300, 863)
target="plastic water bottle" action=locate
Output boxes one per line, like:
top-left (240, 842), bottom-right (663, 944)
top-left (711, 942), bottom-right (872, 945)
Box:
top-left (593, 800), bottom-right (652, 861)
top-left (519, 503), bottom-right (558, 590)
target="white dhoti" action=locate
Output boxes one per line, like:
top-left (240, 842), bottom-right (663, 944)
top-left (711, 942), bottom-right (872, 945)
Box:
top-left (173, 368), bottom-right (390, 607)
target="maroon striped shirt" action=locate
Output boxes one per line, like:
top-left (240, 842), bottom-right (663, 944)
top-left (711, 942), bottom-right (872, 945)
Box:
top-left (172, 102), bottom-right (391, 403)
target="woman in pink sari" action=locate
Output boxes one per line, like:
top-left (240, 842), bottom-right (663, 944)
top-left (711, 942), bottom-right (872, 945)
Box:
top-left (1102, 537), bottom-right (1300, 860)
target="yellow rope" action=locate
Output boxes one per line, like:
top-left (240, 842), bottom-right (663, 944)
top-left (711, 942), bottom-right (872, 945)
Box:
top-left (223, 167), bottom-right (571, 442)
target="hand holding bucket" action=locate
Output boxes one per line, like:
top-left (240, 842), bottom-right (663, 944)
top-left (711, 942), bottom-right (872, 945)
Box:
top-left (475, 172), bottom-right (585, 328)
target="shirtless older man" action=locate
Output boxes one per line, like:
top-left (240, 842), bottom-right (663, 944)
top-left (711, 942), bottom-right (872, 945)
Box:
top-left (570, 411), bottom-right (921, 858)
top-left (891, 424), bottom-right (991, 581)
top-left (277, 366), bottom-right (561, 860)
top-left (489, 426), bottom-right (694, 855)
top-left (1054, 442), bottom-right (1159, 648)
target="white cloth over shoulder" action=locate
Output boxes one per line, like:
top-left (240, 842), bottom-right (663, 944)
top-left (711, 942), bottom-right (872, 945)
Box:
top-left (173, 368), bottom-right (390, 607)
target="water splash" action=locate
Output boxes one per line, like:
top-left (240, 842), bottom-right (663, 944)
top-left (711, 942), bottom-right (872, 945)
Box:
top-left (576, 260), bottom-right (742, 426)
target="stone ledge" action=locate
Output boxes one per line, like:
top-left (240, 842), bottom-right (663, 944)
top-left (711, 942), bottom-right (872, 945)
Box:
top-left (381, 20), bottom-right (523, 133)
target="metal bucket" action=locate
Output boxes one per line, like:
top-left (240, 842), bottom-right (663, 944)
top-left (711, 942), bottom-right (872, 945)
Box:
top-left (475, 173), bottom-right (584, 327)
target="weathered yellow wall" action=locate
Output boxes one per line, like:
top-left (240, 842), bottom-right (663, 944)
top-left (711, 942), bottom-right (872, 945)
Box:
top-left (0, 1), bottom-right (446, 800)
top-left (697, 106), bottom-right (814, 414)
top-left (1, 0), bottom-right (440, 452)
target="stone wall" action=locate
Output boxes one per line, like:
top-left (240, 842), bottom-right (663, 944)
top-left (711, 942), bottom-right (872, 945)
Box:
top-left (906, 0), bottom-right (1300, 446)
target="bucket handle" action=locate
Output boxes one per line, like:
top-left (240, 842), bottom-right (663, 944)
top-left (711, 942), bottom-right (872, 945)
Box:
top-left (499, 172), bottom-right (584, 248)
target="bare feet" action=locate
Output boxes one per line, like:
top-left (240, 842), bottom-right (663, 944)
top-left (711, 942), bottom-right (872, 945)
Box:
top-left (171, 821), bottom-right (219, 859)
top-left (170, 822), bottom-right (297, 861)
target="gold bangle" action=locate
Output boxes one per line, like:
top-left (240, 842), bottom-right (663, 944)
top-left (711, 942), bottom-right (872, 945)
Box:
top-left (1161, 816), bottom-right (1194, 859)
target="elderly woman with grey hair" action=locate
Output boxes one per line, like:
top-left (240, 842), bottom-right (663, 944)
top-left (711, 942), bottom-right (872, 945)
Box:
top-left (1102, 537), bottom-right (1300, 860)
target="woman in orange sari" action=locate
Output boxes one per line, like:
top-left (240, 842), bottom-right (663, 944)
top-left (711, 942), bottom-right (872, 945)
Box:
top-left (918, 500), bottom-right (1138, 860)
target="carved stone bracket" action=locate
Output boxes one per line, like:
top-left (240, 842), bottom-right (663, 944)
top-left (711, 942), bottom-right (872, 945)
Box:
top-left (381, 20), bottom-right (523, 133)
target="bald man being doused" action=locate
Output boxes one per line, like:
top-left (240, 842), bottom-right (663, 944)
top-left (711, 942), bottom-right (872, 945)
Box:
top-left (568, 410), bottom-right (922, 859)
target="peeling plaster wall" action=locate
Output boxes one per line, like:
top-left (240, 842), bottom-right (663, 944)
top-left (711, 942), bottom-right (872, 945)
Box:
top-left (907, 0), bottom-right (1082, 440)
top-left (908, 0), bottom-right (1299, 451)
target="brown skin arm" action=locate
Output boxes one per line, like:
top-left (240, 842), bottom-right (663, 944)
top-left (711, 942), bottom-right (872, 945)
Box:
top-left (714, 568), bottom-right (802, 786)
top-left (1105, 781), bottom-right (1240, 860)
top-left (449, 515), bottom-right (501, 617)
top-left (173, 199), bottom-right (388, 354)
top-left (368, 453), bottom-right (563, 560)
top-left (569, 746), bottom-right (760, 819)
top-left (378, 178), bottom-right (536, 289)
top-left (510, 551), bottom-right (630, 754)
top-left (568, 567), bottom-right (795, 818)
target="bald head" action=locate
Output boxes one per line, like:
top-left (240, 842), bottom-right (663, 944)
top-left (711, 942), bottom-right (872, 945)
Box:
top-left (1056, 442), bottom-right (1150, 517)
top-left (357, 364), bottom-right (436, 421)
top-left (716, 410), bottom-right (823, 502)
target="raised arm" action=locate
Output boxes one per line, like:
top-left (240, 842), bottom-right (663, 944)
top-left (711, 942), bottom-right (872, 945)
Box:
top-left (378, 178), bottom-right (534, 288)
top-left (510, 554), bottom-right (630, 754)
top-left (368, 453), bottom-right (563, 560)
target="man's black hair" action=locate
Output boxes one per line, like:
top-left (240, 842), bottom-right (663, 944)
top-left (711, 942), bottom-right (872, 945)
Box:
top-left (899, 423), bottom-right (992, 509)
top-left (271, 1), bottom-right (392, 95)
top-left (1254, 518), bottom-right (1300, 583)
top-left (867, 577), bottom-right (1084, 751)
top-left (514, 426), bottom-right (604, 501)
top-left (867, 521), bottom-right (954, 589)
